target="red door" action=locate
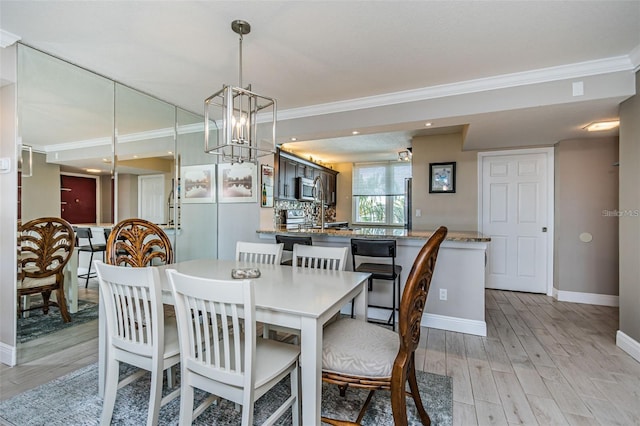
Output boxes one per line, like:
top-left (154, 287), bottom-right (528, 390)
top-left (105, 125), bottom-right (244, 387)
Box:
top-left (61, 175), bottom-right (97, 224)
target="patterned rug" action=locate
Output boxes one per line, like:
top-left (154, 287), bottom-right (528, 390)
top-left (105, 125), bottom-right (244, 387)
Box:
top-left (0, 362), bottom-right (452, 425)
top-left (17, 300), bottom-right (98, 344)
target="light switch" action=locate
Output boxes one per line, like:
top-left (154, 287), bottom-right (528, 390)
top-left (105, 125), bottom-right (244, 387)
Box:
top-left (415, 209), bottom-right (422, 217)
top-left (0, 157), bottom-right (10, 174)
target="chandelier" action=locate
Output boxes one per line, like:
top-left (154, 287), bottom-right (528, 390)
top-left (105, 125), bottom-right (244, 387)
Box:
top-left (204, 20), bottom-right (276, 163)
top-left (398, 148), bottom-right (412, 162)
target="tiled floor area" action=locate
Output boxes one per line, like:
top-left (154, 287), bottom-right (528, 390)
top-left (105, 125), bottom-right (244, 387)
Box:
top-left (2, 288), bottom-right (640, 425)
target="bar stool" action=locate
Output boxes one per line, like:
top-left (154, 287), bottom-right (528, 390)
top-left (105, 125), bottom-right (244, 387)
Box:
top-left (275, 234), bottom-right (312, 266)
top-left (75, 227), bottom-right (107, 288)
top-left (350, 238), bottom-right (401, 331)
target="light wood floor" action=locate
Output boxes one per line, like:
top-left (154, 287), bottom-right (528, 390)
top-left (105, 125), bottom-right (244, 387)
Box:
top-left (2, 288), bottom-right (639, 425)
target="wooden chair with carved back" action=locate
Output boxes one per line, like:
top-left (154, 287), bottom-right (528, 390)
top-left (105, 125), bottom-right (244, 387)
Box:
top-left (17, 217), bottom-right (76, 323)
top-left (321, 226), bottom-right (448, 426)
top-left (106, 218), bottom-right (173, 267)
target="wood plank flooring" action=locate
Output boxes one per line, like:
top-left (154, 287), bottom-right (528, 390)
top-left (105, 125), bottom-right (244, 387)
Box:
top-left (2, 288), bottom-right (640, 425)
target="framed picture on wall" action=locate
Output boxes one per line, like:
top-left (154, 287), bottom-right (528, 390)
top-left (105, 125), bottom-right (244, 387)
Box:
top-left (217, 162), bottom-right (258, 203)
top-left (260, 164), bottom-right (274, 208)
top-left (181, 164), bottom-right (216, 203)
top-left (429, 162), bottom-right (456, 193)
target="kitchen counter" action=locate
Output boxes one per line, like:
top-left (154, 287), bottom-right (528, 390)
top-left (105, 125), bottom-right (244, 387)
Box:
top-left (257, 226), bottom-right (490, 336)
top-left (258, 227), bottom-right (490, 242)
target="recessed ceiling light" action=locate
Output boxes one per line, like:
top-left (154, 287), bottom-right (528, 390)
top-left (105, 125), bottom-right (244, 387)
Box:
top-left (352, 131), bottom-right (360, 135)
top-left (583, 120), bottom-right (619, 132)
top-left (85, 168), bottom-right (101, 173)
top-left (290, 137), bottom-right (297, 141)
top-left (168, 151), bottom-right (173, 155)
top-left (425, 122), bottom-right (432, 127)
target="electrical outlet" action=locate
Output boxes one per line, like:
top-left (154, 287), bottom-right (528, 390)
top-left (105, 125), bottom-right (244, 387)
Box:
top-left (439, 288), bottom-right (447, 301)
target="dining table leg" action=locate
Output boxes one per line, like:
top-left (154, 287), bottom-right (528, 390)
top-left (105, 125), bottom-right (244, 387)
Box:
top-left (299, 316), bottom-right (322, 425)
top-left (352, 281), bottom-right (368, 321)
top-left (298, 281), bottom-right (368, 424)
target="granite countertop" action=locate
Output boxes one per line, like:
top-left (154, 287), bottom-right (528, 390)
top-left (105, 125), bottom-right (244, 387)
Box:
top-left (257, 227), bottom-right (490, 242)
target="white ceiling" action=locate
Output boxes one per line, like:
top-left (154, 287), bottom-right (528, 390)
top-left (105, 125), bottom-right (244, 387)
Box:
top-left (2, 1), bottom-right (639, 164)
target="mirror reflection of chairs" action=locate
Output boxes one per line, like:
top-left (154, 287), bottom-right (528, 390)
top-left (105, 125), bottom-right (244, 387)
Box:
top-left (74, 227), bottom-right (107, 288)
top-left (17, 217), bottom-right (76, 323)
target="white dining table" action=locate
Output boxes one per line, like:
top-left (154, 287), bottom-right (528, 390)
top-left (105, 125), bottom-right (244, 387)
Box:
top-left (97, 258), bottom-right (370, 425)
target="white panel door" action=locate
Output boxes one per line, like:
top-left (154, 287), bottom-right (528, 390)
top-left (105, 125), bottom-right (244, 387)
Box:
top-left (138, 174), bottom-right (165, 224)
top-left (481, 152), bottom-right (549, 293)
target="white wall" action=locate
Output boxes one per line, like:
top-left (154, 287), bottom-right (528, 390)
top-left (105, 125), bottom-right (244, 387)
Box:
top-left (0, 44), bottom-right (18, 365)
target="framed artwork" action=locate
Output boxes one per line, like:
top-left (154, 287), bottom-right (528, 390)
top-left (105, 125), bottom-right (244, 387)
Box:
top-left (260, 164), bottom-right (274, 208)
top-left (429, 162), bottom-right (456, 193)
top-left (217, 162), bottom-right (258, 203)
top-left (181, 164), bottom-right (216, 203)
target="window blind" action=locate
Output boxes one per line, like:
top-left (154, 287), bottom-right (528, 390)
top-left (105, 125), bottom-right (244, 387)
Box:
top-left (352, 161), bottom-right (412, 196)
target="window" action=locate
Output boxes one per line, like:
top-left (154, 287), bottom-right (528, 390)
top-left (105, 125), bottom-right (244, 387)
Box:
top-left (352, 161), bottom-right (411, 226)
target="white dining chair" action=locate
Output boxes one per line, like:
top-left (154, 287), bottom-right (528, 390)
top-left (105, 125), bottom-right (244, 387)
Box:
top-left (235, 241), bottom-right (284, 265)
top-left (166, 269), bottom-right (300, 425)
top-left (268, 244), bottom-right (350, 343)
top-left (95, 260), bottom-right (180, 426)
top-left (292, 244), bottom-right (348, 271)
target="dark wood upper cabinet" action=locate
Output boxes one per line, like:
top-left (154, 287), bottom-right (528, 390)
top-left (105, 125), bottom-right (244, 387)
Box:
top-left (275, 149), bottom-right (338, 205)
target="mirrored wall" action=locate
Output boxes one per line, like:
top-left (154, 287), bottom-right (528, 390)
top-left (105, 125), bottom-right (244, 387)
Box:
top-left (16, 44), bottom-right (218, 361)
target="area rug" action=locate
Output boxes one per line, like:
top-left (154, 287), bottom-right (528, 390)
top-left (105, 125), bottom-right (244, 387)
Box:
top-left (17, 300), bottom-right (98, 344)
top-left (0, 362), bottom-right (452, 425)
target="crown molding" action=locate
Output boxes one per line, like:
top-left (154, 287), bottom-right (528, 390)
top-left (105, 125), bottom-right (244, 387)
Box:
top-left (41, 122), bottom-right (205, 153)
top-left (0, 29), bottom-right (21, 48)
top-left (279, 55), bottom-right (636, 121)
top-left (629, 45), bottom-right (640, 72)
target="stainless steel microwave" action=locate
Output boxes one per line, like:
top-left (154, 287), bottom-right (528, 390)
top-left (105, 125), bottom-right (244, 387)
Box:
top-left (296, 177), bottom-right (315, 201)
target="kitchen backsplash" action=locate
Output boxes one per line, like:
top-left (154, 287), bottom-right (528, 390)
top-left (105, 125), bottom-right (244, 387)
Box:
top-left (274, 200), bottom-right (336, 227)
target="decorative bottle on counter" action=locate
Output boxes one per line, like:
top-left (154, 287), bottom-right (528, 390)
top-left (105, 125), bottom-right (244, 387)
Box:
top-left (262, 183), bottom-right (267, 206)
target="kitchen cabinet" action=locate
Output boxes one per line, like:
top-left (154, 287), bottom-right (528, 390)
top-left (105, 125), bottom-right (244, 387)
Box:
top-left (318, 170), bottom-right (337, 205)
top-left (278, 156), bottom-right (298, 200)
top-left (275, 150), bottom-right (338, 205)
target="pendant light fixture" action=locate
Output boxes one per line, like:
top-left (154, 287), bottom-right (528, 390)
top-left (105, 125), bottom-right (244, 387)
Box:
top-left (204, 20), bottom-right (276, 163)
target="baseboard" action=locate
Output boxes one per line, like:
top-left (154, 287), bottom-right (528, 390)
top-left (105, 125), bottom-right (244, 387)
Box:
top-left (340, 306), bottom-right (487, 337)
top-left (616, 330), bottom-right (640, 363)
top-left (422, 313), bottom-right (487, 337)
top-left (0, 342), bottom-right (17, 366)
top-left (553, 288), bottom-right (619, 307)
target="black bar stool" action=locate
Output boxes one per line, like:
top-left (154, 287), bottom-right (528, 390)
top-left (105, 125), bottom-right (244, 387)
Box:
top-left (75, 227), bottom-right (107, 288)
top-left (350, 238), bottom-right (402, 331)
top-left (275, 234), bottom-right (312, 265)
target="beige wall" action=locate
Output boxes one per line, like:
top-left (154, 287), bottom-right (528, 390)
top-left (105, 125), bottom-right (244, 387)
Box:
top-left (21, 152), bottom-right (61, 221)
top-left (115, 173), bottom-right (138, 220)
top-left (334, 162), bottom-right (353, 223)
top-left (411, 133), bottom-right (478, 231)
top-left (619, 70), bottom-right (640, 343)
top-left (554, 137), bottom-right (619, 295)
